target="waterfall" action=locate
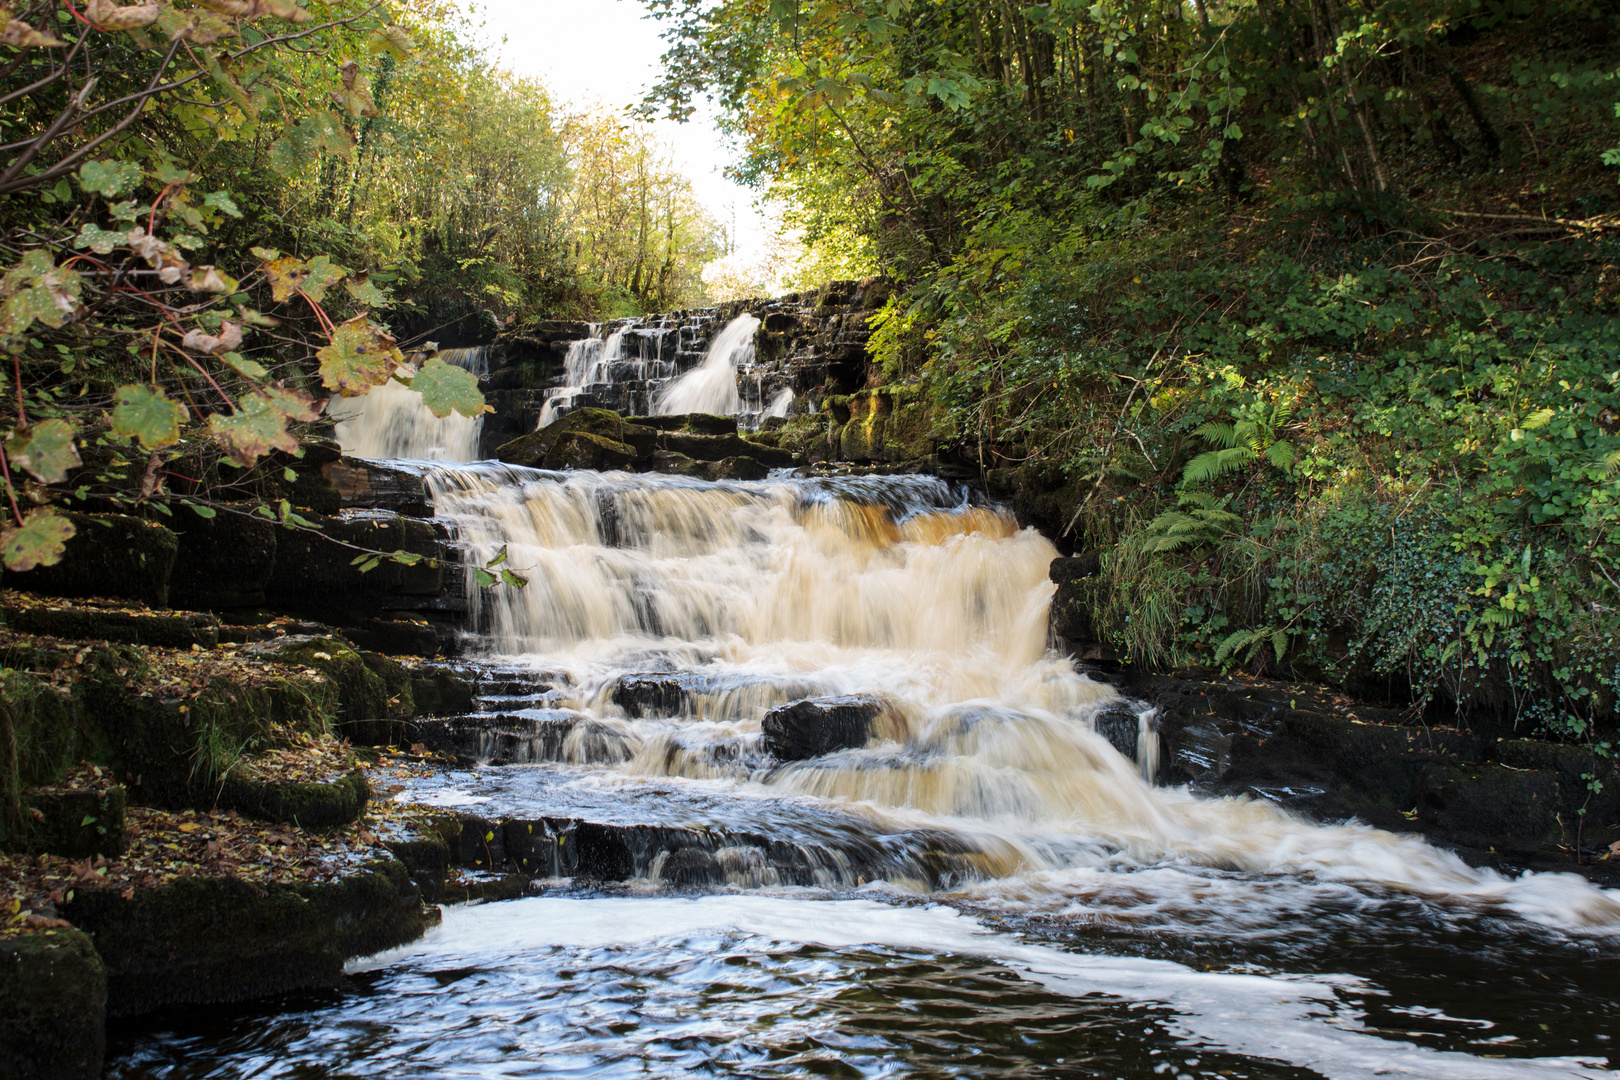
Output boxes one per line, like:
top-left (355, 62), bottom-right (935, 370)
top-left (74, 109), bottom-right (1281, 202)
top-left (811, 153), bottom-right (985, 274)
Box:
top-left (537, 327), bottom-right (615, 428)
top-left (654, 313), bottom-right (758, 416)
top-left (415, 463), bottom-right (1620, 927)
top-left (331, 346), bottom-right (489, 462)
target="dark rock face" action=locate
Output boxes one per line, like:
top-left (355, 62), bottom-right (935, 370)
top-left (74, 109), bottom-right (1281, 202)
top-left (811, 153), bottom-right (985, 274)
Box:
top-left (169, 509), bottom-right (278, 610)
top-left (1108, 668), bottom-right (1620, 877)
top-left (762, 696), bottom-right (885, 760)
top-left (495, 408), bottom-right (797, 478)
top-left (9, 513), bottom-right (177, 607)
top-left (263, 510), bottom-right (445, 624)
top-left (0, 928), bottom-right (106, 1080)
top-left (321, 459), bottom-right (432, 516)
top-left (63, 860), bottom-right (428, 1017)
top-left (3, 787), bottom-right (126, 858)
top-left (0, 602), bottom-right (219, 648)
top-left (658, 847), bottom-right (725, 886)
top-left (1090, 702), bottom-right (1144, 763)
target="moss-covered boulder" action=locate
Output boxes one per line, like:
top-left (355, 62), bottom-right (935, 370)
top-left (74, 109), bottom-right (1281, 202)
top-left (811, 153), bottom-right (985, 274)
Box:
top-left (244, 635), bottom-right (395, 743)
top-left (547, 431), bottom-right (637, 471)
top-left (4, 787), bottom-right (126, 858)
top-left (627, 413), bottom-right (738, 436)
top-left (169, 508), bottom-right (278, 610)
top-left (645, 450), bottom-right (702, 477)
top-left (703, 456), bottom-right (769, 482)
top-left (828, 387), bottom-right (942, 464)
top-left (408, 665), bottom-right (476, 717)
top-left (63, 859), bottom-right (428, 1016)
top-left (220, 767), bottom-right (370, 829)
top-left (7, 513), bottom-right (176, 607)
top-left (0, 928), bottom-right (106, 1079)
top-left (495, 408), bottom-right (656, 468)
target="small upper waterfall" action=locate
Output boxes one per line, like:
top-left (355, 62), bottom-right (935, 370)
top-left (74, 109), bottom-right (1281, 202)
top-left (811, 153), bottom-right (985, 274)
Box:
top-left (654, 313), bottom-right (759, 417)
top-left (537, 319), bottom-right (684, 424)
top-left (331, 346), bottom-right (490, 461)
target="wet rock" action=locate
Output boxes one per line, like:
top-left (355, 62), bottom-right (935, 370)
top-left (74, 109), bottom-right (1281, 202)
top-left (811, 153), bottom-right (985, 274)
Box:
top-left (242, 635), bottom-right (414, 745)
top-left (1090, 702), bottom-right (1144, 763)
top-left (657, 847), bottom-right (724, 886)
top-left (495, 408), bottom-right (657, 468)
top-left (5, 787), bottom-right (126, 858)
top-left (762, 696), bottom-right (884, 760)
top-left (342, 614), bottom-right (441, 657)
top-left (1048, 555), bottom-right (1107, 660)
top-left (645, 449), bottom-right (702, 477)
top-left (383, 836), bottom-right (450, 902)
top-left (412, 713), bottom-right (581, 765)
top-left (0, 928), bottom-right (106, 1080)
top-left (628, 413), bottom-right (739, 436)
top-left (218, 768), bottom-right (370, 829)
top-left (503, 818), bottom-right (570, 876)
top-left (546, 431), bottom-right (637, 471)
top-left (1420, 763), bottom-right (1560, 851)
top-left (612, 673), bottom-right (700, 718)
top-left (8, 513), bottom-right (176, 608)
top-left (0, 602), bottom-right (219, 649)
top-left (63, 860), bottom-right (427, 1016)
top-left (703, 456), bottom-right (769, 482)
top-left (409, 665), bottom-right (477, 717)
top-left (169, 509), bottom-right (278, 610)
top-left (321, 459), bottom-right (432, 516)
top-left (453, 814), bottom-right (506, 870)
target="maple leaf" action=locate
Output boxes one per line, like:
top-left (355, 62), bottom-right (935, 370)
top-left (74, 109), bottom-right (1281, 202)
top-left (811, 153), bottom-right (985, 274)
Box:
top-left (6, 418), bottom-right (81, 483)
top-left (316, 317), bottom-right (400, 396)
top-left (83, 0), bottom-right (159, 31)
top-left (78, 160), bottom-right (141, 197)
top-left (112, 384), bottom-right (189, 448)
top-left (410, 357), bottom-right (492, 418)
top-left (259, 384), bottom-right (321, 422)
top-left (208, 393), bottom-right (299, 466)
top-left (0, 508), bottom-right (76, 571)
top-left (1, 14), bottom-right (64, 46)
top-left (367, 24), bottom-right (413, 59)
top-left (331, 60), bottom-right (379, 118)
top-left (1, 251), bottom-right (84, 336)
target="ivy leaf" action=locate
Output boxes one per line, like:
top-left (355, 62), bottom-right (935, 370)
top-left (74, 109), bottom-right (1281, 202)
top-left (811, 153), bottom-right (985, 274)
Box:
top-left (268, 110), bottom-right (354, 175)
top-left (367, 24), bottom-right (413, 59)
top-left (409, 357), bottom-right (491, 418)
top-left (316, 317), bottom-right (400, 396)
top-left (111, 384), bottom-right (188, 449)
top-left (208, 393), bottom-right (298, 466)
top-left (6, 419), bottom-right (81, 484)
top-left (0, 508), bottom-right (76, 571)
top-left (77, 160), bottom-right (142, 197)
top-left (1, 251), bottom-right (84, 336)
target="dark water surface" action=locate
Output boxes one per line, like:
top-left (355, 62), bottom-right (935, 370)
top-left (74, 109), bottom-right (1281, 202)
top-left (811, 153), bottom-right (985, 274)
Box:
top-left (107, 889), bottom-right (1616, 1080)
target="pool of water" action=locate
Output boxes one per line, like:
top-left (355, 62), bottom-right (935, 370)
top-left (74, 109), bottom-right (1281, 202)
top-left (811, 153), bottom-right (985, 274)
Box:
top-left (107, 890), bottom-right (1617, 1080)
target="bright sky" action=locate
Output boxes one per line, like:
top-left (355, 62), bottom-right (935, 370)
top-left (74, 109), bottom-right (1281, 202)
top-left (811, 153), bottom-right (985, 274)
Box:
top-left (463, 0), bottom-right (774, 262)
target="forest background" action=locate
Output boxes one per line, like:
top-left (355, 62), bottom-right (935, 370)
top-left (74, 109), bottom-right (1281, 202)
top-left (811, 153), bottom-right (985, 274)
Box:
top-left (1, 0), bottom-right (1619, 753)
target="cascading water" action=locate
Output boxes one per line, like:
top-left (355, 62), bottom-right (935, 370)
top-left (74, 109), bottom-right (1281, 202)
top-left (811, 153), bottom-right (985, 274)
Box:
top-left (330, 346), bottom-right (489, 462)
top-left (653, 313), bottom-right (758, 417)
top-left (109, 458), bottom-right (1620, 1078)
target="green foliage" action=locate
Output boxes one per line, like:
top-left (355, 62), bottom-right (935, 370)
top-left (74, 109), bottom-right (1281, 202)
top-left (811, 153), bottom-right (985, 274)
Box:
top-left (409, 357), bottom-right (492, 419)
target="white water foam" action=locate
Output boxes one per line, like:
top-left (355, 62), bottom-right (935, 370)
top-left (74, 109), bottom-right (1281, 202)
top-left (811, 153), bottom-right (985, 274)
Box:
top-left (351, 895), bottom-right (1612, 1080)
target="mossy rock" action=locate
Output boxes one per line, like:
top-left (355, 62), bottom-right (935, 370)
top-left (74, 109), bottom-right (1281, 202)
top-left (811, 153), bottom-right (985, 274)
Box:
top-left (0, 928), bottom-right (106, 1079)
top-left (408, 666), bottom-right (476, 717)
top-left (1419, 762), bottom-right (1562, 850)
top-left (546, 431), bottom-right (637, 471)
top-left (645, 450), bottom-right (702, 477)
top-left (495, 408), bottom-right (656, 467)
top-left (244, 636), bottom-right (396, 744)
top-left (738, 438), bottom-right (799, 468)
top-left (169, 508), bottom-right (279, 610)
top-left (1, 603), bottom-right (219, 649)
top-left (384, 835), bottom-right (450, 902)
top-left (655, 430), bottom-right (753, 460)
top-left (2, 787), bottom-right (127, 858)
top-left (829, 387), bottom-right (942, 464)
top-left (0, 668), bottom-right (80, 792)
top-left (703, 457), bottom-right (769, 482)
top-left (7, 513), bottom-right (177, 607)
top-left (219, 767), bottom-right (369, 829)
top-left (626, 413), bottom-right (738, 436)
top-left (64, 859), bottom-right (428, 1017)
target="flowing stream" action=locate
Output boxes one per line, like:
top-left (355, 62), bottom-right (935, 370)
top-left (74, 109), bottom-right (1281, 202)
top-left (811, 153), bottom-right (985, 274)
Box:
top-left (108, 456), bottom-right (1620, 1078)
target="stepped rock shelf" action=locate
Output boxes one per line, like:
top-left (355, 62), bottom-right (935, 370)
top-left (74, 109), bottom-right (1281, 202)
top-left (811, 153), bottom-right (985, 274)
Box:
top-left (5, 288), bottom-right (1619, 1078)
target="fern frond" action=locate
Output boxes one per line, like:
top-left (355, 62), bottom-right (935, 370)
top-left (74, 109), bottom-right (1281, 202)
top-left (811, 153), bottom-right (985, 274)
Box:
top-left (1521, 408), bottom-right (1556, 430)
top-left (1192, 421), bottom-right (1240, 448)
top-left (1604, 449), bottom-right (1620, 479)
top-left (1181, 446), bottom-right (1254, 485)
top-left (1265, 440), bottom-right (1296, 471)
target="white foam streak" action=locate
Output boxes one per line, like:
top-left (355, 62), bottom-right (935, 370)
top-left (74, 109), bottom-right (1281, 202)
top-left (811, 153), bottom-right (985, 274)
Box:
top-left (655, 313), bottom-right (758, 416)
top-left (352, 896), bottom-right (1611, 1080)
